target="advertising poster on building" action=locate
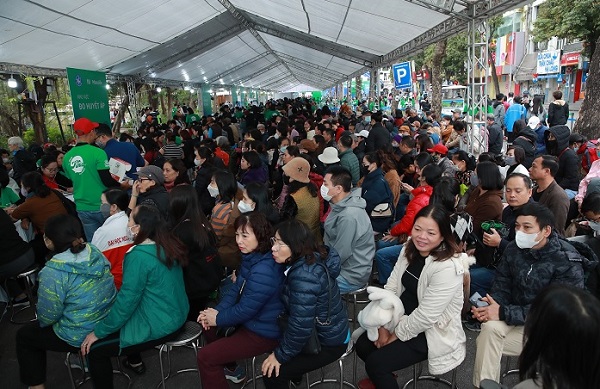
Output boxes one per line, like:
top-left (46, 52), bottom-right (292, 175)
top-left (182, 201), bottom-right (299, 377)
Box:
top-left (66, 67), bottom-right (110, 125)
top-left (536, 50), bottom-right (561, 75)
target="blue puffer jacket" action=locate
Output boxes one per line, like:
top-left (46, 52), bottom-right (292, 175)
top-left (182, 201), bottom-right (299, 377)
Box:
top-left (216, 250), bottom-right (284, 339)
top-left (361, 168), bottom-right (394, 233)
top-left (274, 247), bottom-right (349, 364)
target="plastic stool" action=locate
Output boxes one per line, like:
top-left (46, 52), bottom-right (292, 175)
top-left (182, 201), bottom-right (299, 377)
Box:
top-left (242, 353), bottom-right (269, 389)
top-left (157, 321), bottom-right (202, 388)
top-left (401, 361), bottom-right (458, 389)
top-left (65, 351), bottom-right (131, 389)
top-left (305, 340), bottom-right (356, 389)
top-left (9, 266), bottom-right (39, 324)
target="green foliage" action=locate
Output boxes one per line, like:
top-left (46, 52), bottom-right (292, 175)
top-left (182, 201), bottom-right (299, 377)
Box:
top-left (417, 32), bottom-right (468, 84)
top-left (23, 125), bottom-right (72, 147)
top-left (534, 0), bottom-right (600, 56)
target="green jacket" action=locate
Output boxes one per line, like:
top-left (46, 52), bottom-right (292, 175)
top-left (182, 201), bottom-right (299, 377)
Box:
top-left (94, 243), bottom-right (189, 348)
top-left (338, 148), bottom-right (360, 186)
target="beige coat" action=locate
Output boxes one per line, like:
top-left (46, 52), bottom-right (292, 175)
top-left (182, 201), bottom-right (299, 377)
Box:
top-left (385, 247), bottom-right (467, 375)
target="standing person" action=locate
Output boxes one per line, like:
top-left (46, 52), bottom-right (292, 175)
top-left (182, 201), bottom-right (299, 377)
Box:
top-left (356, 205), bottom-right (467, 389)
top-left (81, 205), bottom-right (189, 389)
top-left (547, 90), bottom-right (570, 127)
top-left (360, 152), bottom-right (395, 234)
top-left (62, 118), bottom-right (121, 240)
top-left (94, 124), bottom-right (146, 180)
top-left (262, 219), bottom-right (350, 388)
top-left (486, 115), bottom-right (504, 156)
top-left (16, 214), bottom-right (116, 389)
top-left (365, 111), bottom-right (391, 153)
top-left (91, 189), bottom-right (132, 290)
top-left (504, 97), bottom-right (528, 143)
top-left (197, 213), bottom-right (285, 387)
top-left (527, 95), bottom-right (547, 125)
top-left (323, 166), bottom-right (376, 293)
top-left (169, 185), bottom-right (222, 321)
top-left (492, 94), bottom-right (506, 129)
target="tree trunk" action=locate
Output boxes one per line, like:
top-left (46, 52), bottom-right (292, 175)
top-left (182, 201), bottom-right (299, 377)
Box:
top-left (112, 82), bottom-right (129, 134)
top-left (431, 39), bottom-right (447, 116)
top-left (147, 85), bottom-right (159, 111)
top-left (23, 78), bottom-right (50, 143)
top-left (356, 76), bottom-right (362, 101)
top-left (573, 35), bottom-right (600, 139)
top-left (159, 92), bottom-right (166, 121)
top-left (167, 88), bottom-right (173, 121)
top-left (489, 51), bottom-right (501, 96)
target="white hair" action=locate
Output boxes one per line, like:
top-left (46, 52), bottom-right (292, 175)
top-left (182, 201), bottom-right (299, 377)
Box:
top-left (7, 136), bottom-right (23, 148)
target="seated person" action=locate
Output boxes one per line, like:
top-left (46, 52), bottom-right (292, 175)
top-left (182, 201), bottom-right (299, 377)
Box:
top-left (472, 202), bottom-right (586, 387)
top-left (16, 214), bottom-right (116, 389)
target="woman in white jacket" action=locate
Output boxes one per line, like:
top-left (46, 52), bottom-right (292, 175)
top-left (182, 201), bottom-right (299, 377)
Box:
top-left (356, 204), bottom-right (467, 389)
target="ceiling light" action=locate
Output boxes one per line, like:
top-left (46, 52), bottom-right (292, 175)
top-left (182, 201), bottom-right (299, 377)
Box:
top-left (184, 86), bottom-right (190, 91)
top-left (7, 75), bottom-right (17, 89)
top-left (208, 89), bottom-right (213, 94)
top-left (189, 88), bottom-right (195, 94)
top-left (156, 87), bottom-right (162, 92)
top-left (105, 84), bottom-right (111, 90)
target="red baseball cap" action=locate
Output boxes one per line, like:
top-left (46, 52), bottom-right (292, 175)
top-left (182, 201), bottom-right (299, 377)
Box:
top-left (73, 118), bottom-right (99, 136)
top-left (427, 143), bottom-right (448, 155)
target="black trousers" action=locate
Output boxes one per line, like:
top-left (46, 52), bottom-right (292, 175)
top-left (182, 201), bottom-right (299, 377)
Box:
top-left (263, 344), bottom-right (347, 389)
top-left (16, 323), bottom-right (80, 386)
top-left (87, 330), bottom-right (179, 389)
top-left (355, 331), bottom-right (428, 389)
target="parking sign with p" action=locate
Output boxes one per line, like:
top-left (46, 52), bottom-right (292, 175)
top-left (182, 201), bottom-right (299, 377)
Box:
top-left (393, 62), bottom-right (412, 89)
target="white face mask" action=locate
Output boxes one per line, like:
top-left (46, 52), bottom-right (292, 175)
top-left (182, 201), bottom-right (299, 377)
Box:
top-left (237, 200), bottom-right (255, 213)
top-left (207, 184), bottom-right (219, 198)
top-left (194, 158), bottom-right (202, 167)
top-left (588, 221), bottom-right (600, 232)
top-left (126, 225), bottom-right (136, 240)
top-left (320, 185), bottom-right (333, 202)
top-left (515, 230), bottom-right (542, 249)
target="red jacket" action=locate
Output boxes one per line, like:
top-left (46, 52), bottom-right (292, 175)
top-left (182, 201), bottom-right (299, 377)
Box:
top-left (390, 185), bottom-right (433, 236)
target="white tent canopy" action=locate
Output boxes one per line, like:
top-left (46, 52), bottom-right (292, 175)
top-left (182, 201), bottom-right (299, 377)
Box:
top-left (0, 0), bottom-right (526, 92)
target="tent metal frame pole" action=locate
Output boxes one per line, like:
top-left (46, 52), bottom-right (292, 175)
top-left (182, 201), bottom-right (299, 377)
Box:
top-left (127, 81), bottom-right (140, 128)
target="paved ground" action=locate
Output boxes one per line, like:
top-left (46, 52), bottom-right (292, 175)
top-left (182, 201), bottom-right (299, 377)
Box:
top-left (0, 299), bottom-right (522, 389)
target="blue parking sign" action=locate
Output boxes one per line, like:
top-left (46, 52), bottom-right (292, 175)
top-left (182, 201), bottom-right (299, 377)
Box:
top-left (392, 62), bottom-right (412, 89)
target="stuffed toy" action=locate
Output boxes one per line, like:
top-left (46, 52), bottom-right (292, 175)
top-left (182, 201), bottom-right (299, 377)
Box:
top-left (351, 286), bottom-right (405, 342)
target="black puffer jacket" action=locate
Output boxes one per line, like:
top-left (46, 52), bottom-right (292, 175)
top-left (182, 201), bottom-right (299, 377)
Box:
top-left (491, 232), bottom-right (585, 326)
top-left (512, 127), bottom-right (537, 168)
top-left (545, 125), bottom-right (580, 190)
top-left (274, 247), bottom-right (349, 364)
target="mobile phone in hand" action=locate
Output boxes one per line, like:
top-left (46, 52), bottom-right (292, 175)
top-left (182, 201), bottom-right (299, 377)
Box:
top-left (470, 292), bottom-right (490, 308)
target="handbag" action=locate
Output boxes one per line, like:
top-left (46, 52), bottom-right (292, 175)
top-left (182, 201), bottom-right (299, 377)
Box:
top-left (371, 202), bottom-right (393, 218)
top-left (277, 261), bottom-right (331, 355)
top-left (216, 279), bottom-right (246, 337)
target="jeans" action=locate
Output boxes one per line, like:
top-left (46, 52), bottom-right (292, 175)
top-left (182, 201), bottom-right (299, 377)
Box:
top-left (336, 275), bottom-right (363, 294)
top-left (77, 210), bottom-right (105, 242)
top-left (470, 265), bottom-right (496, 297)
top-left (375, 243), bottom-right (403, 284)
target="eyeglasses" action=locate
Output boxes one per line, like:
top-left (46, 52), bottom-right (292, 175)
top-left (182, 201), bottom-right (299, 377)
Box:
top-left (270, 237), bottom-right (288, 248)
top-left (138, 178), bottom-right (151, 182)
top-left (44, 167), bottom-right (58, 173)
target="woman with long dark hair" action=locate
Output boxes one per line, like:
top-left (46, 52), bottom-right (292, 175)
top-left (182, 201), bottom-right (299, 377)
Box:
top-left (81, 205), bottom-right (189, 388)
top-left (238, 150), bottom-right (268, 186)
top-left (360, 151), bottom-right (396, 234)
top-left (516, 285), bottom-right (600, 389)
top-left (240, 182), bottom-right (281, 225)
top-left (169, 185), bottom-right (222, 320)
top-left (261, 219), bottom-right (349, 388)
top-left (356, 205), bottom-right (467, 388)
top-left (197, 212), bottom-right (285, 388)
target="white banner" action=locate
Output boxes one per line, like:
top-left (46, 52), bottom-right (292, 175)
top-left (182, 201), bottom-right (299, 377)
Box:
top-left (536, 50), bottom-right (561, 75)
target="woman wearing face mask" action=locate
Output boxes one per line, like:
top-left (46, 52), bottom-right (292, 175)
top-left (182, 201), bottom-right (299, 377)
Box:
top-left (39, 154), bottom-right (73, 193)
top-left (451, 150), bottom-right (477, 196)
top-left (502, 145), bottom-right (529, 179)
top-left (360, 151), bottom-right (395, 234)
top-left (169, 185), bottom-right (222, 321)
top-left (209, 170), bottom-right (243, 270)
top-left (274, 146), bottom-right (300, 208)
top-left (193, 145), bottom-right (224, 216)
top-left (240, 182), bottom-right (281, 226)
top-left (91, 189), bottom-right (132, 290)
top-left (81, 205), bottom-right (189, 388)
top-left (16, 214), bottom-right (116, 389)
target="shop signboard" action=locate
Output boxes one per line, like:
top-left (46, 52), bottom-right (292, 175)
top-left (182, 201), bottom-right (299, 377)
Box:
top-left (536, 50), bottom-right (561, 75)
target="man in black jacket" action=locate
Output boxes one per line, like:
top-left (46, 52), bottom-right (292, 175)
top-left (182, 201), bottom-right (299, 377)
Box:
top-left (471, 202), bottom-right (586, 386)
top-left (545, 125), bottom-right (580, 197)
top-left (365, 111), bottom-right (390, 153)
top-left (486, 115), bottom-right (503, 155)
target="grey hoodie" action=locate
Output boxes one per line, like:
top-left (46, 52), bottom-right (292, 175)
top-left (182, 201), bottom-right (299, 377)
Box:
top-left (324, 188), bottom-right (376, 287)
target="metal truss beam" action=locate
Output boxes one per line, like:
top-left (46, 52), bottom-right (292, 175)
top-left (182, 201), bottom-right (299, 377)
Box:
top-left (206, 53), bottom-right (273, 84)
top-left (274, 52), bottom-right (347, 79)
top-left (235, 62), bottom-right (283, 85)
top-left (261, 74), bottom-right (295, 89)
top-left (218, 0), bottom-right (302, 86)
top-left (403, 0), bottom-right (470, 21)
top-left (241, 10), bottom-right (377, 67)
top-left (330, 0), bottom-right (529, 88)
top-left (0, 63), bottom-right (67, 78)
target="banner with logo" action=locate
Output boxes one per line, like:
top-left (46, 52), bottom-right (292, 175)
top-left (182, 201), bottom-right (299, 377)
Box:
top-left (66, 67), bottom-right (110, 125)
top-left (536, 50), bottom-right (561, 75)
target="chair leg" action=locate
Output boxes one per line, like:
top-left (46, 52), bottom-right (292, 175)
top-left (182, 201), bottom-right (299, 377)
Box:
top-left (413, 363), bottom-right (418, 389)
top-left (252, 356), bottom-right (258, 389)
top-left (158, 344), bottom-right (167, 389)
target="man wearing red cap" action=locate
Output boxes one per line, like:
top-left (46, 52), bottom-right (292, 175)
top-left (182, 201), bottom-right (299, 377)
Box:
top-left (63, 118), bottom-right (121, 240)
top-left (427, 143), bottom-right (455, 177)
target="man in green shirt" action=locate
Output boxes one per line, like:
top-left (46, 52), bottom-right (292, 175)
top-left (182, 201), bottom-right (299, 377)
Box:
top-left (62, 118), bottom-right (121, 241)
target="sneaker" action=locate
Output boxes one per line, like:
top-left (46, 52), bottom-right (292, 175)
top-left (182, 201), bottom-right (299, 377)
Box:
top-left (123, 359), bottom-right (146, 375)
top-left (357, 377), bottom-right (376, 389)
top-left (464, 320), bottom-right (482, 332)
top-left (224, 365), bottom-right (246, 383)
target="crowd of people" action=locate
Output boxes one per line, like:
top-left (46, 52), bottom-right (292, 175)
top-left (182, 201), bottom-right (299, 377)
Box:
top-left (1, 94), bottom-right (600, 389)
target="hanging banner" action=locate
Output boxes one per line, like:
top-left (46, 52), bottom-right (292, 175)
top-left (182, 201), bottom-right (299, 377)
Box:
top-left (536, 50), bottom-right (560, 75)
top-left (66, 68), bottom-right (110, 125)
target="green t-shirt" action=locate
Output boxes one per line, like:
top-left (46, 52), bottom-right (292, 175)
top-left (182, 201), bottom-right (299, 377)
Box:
top-left (186, 113), bottom-right (201, 124)
top-left (62, 144), bottom-right (109, 211)
top-left (264, 109), bottom-right (279, 121)
top-left (1, 186), bottom-right (19, 208)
